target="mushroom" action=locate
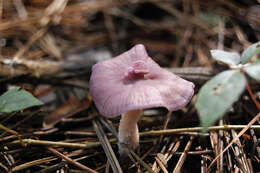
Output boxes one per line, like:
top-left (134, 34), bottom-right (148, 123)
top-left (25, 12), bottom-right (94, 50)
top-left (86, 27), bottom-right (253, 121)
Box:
top-left (90, 44), bottom-right (194, 154)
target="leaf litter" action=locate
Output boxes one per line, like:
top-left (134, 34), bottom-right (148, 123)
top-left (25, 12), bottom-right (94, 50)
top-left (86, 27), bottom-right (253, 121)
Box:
top-left (0, 0), bottom-right (260, 172)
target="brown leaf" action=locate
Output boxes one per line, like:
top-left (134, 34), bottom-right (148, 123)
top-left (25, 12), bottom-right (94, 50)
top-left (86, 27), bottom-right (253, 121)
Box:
top-left (43, 97), bottom-right (91, 128)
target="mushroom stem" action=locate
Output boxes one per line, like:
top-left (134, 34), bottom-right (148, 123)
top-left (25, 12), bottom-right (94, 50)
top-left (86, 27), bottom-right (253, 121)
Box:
top-left (118, 109), bottom-right (143, 154)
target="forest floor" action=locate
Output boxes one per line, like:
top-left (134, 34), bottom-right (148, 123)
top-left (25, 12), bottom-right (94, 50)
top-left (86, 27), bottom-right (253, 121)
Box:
top-left (0, 0), bottom-right (260, 172)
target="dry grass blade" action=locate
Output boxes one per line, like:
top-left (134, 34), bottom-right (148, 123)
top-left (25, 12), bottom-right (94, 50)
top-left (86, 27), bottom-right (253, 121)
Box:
top-left (0, 0), bottom-right (259, 172)
top-left (14, 28), bottom-right (47, 59)
top-left (38, 32), bottom-right (62, 59)
top-left (37, 162), bottom-right (67, 173)
top-left (9, 138), bottom-right (117, 149)
top-left (99, 117), bottom-right (118, 137)
top-left (155, 156), bottom-right (168, 173)
top-left (0, 123), bottom-right (24, 147)
top-left (209, 131), bottom-right (220, 172)
top-left (92, 119), bottom-right (123, 173)
top-left (40, 0), bottom-right (68, 26)
top-left (172, 136), bottom-right (194, 173)
top-left (152, 140), bottom-right (179, 172)
top-left (208, 111), bottom-right (260, 171)
top-left (127, 148), bottom-right (155, 173)
top-left (0, 57), bottom-right (61, 77)
top-left (218, 119), bottom-right (224, 173)
top-left (11, 156), bottom-right (56, 172)
top-left (140, 125), bottom-right (260, 137)
top-left (0, 56), bottom-right (95, 78)
top-left (231, 130), bottom-right (252, 172)
top-left (47, 147), bottom-right (97, 173)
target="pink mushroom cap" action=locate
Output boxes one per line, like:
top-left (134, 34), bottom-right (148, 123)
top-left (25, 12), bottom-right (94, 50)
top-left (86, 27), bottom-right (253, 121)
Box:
top-left (90, 44), bottom-right (195, 118)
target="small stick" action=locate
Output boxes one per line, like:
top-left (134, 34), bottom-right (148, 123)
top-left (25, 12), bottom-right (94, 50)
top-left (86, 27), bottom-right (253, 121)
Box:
top-left (155, 156), bottom-right (168, 173)
top-left (218, 119), bottom-right (224, 173)
top-left (139, 125), bottom-right (260, 136)
top-left (0, 123), bottom-right (24, 147)
top-left (12, 156), bottom-right (56, 172)
top-left (172, 136), bottom-right (194, 173)
top-left (246, 81), bottom-right (260, 110)
top-left (47, 147), bottom-right (98, 173)
top-left (9, 138), bottom-right (116, 148)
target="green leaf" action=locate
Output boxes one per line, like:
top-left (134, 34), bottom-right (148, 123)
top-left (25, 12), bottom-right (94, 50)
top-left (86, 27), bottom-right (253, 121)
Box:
top-left (196, 70), bottom-right (246, 131)
top-left (210, 50), bottom-right (240, 66)
top-left (241, 41), bottom-right (260, 64)
top-left (244, 59), bottom-right (260, 81)
top-left (0, 87), bottom-right (43, 114)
